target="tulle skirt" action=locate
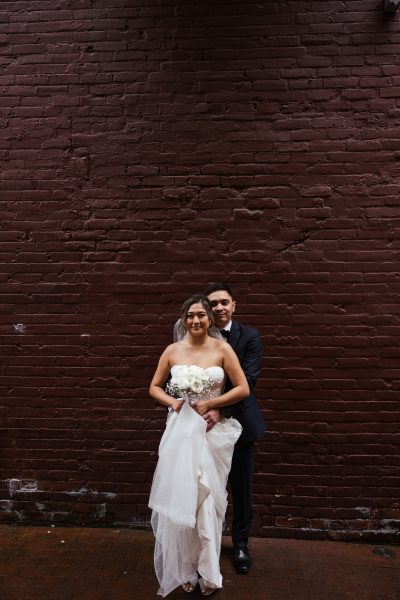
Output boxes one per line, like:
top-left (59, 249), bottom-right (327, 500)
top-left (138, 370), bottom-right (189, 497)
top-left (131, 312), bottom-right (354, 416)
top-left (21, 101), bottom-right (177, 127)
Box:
top-left (149, 401), bottom-right (242, 597)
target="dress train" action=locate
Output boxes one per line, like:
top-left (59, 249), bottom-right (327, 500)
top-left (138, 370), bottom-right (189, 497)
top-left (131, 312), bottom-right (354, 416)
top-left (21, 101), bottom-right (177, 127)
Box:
top-left (149, 395), bottom-right (242, 596)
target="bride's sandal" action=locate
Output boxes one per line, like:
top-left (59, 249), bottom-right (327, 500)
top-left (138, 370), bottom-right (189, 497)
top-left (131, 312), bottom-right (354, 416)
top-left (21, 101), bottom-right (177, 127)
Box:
top-left (201, 586), bottom-right (217, 596)
top-left (198, 578), bottom-right (217, 596)
top-left (182, 582), bottom-right (196, 593)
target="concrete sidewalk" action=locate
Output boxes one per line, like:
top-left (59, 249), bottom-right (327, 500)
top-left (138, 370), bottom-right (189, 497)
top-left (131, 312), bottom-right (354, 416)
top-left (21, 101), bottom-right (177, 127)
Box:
top-left (0, 525), bottom-right (398, 600)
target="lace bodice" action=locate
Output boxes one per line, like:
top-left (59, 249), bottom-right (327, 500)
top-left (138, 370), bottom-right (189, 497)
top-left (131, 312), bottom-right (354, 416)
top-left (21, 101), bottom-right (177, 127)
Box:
top-left (170, 365), bottom-right (225, 402)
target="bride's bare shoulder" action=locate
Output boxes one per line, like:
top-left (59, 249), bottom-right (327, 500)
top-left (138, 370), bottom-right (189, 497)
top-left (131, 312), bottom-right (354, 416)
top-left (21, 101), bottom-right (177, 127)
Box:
top-left (160, 342), bottom-right (178, 356)
top-left (163, 341), bottom-right (186, 356)
top-left (165, 341), bottom-right (183, 351)
top-left (210, 338), bottom-right (225, 348)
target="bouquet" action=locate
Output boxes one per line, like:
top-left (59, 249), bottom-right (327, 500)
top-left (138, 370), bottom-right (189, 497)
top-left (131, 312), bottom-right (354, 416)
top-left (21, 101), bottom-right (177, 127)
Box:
top-left (166, 365), bottom-right (213, 406)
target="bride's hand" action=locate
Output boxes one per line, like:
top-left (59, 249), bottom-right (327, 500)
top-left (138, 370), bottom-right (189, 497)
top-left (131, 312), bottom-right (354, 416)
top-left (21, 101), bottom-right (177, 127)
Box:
top-left (195, 400), bottom-right (210, 416)
top-left (171, 398), bottom-right (184, 412)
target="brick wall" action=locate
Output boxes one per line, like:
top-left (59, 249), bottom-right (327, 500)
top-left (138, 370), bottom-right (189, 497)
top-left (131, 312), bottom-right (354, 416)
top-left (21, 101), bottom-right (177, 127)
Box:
top-left (0, 0), bottom-right (399, 542)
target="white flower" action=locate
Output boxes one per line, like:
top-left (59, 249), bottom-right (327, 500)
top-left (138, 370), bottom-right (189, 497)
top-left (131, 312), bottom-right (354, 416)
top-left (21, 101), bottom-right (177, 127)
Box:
top-left (191, 380), bottom-right (202, 393)
top-left (173, 374), bottom-right (190, 390)
top-left (166, 365), bottom-right (213, 405)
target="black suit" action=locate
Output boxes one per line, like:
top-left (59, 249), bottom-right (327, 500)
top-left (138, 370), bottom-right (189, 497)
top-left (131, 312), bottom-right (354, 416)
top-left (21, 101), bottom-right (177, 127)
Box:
top-left (223, 319), bottom-right (265, 549)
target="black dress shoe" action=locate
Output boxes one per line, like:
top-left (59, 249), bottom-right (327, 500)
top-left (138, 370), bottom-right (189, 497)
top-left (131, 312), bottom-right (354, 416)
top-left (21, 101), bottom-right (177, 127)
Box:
top-left (233, 547), bottom-right (251, 574)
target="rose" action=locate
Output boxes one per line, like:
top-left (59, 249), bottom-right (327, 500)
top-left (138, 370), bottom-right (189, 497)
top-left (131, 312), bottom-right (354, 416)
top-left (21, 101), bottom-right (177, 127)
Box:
top-left (173, 374), bottom-right (190, 390)
top-left (166, 365), bottom-right (213, 405)
top-left (190, 379), bottom-right (202, 394)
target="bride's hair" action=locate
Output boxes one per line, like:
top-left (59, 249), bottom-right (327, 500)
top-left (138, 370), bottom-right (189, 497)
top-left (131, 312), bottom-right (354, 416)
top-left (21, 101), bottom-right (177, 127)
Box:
top-left (175, 294), bottom-right (222, 341)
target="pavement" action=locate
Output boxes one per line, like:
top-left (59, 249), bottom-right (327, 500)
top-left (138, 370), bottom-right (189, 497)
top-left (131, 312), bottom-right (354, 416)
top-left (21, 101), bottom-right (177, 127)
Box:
top-left (0, 525), bottom-right (399, 600)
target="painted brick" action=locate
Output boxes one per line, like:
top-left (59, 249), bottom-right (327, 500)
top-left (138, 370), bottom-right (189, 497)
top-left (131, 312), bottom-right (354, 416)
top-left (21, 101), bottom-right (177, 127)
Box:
top-left (0, 0), bottom-right (399, 544)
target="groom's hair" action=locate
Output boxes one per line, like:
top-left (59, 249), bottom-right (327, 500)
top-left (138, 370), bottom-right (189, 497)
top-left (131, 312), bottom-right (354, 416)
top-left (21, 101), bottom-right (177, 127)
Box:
top-left (203, 283), bottom-right (235, 299)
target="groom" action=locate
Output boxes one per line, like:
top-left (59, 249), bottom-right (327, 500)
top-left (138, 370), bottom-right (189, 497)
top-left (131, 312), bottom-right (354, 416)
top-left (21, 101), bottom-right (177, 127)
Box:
top-left (202, 283), bottom-right (265, 575)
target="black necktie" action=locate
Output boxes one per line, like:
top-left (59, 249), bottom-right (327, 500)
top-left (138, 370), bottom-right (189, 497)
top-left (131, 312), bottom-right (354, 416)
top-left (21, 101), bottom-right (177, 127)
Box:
top-left (220, 329), bottom-right (230, 340)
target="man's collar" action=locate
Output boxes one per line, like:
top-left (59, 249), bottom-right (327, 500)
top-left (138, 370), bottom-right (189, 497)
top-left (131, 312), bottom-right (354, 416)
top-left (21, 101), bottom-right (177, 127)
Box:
top-left (222, 320), bottom-right (232, 332)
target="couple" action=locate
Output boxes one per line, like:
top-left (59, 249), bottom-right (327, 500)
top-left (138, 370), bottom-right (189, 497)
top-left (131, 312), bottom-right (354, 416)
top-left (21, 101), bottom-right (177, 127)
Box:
top-left (148, 284), bottom-right (265, 597)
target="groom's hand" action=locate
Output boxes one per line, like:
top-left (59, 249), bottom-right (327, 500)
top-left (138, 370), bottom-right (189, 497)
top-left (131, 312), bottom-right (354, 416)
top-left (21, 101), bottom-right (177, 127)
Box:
top-left (203, 408), bottom-right (221, 432)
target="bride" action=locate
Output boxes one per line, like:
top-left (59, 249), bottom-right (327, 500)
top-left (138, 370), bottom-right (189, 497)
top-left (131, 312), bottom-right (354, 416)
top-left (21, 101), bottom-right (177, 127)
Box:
top-left (148, 294), bottom-right (249, 597)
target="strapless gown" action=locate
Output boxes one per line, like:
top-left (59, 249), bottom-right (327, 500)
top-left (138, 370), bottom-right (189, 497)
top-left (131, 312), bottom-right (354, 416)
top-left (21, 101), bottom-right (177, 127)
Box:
top-left (148, 365), bottom-right (242, 597)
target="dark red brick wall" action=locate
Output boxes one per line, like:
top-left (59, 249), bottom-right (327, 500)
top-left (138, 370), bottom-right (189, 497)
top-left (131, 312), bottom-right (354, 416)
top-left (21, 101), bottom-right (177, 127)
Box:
top-left (0, 0), bottom-right (399, 542)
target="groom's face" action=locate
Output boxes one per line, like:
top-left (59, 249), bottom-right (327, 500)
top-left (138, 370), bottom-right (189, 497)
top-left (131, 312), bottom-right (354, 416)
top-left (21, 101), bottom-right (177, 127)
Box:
top-left (207, 290), bottom-right (236, 329)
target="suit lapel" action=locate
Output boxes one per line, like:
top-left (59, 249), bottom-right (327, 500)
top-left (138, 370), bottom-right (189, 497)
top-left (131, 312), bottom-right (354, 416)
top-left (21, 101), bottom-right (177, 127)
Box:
top-left (229, 319), bottom-right (241, 349)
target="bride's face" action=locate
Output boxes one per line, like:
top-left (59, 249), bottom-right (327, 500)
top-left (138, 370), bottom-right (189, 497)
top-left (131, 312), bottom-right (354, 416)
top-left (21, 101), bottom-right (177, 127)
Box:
top-left (185, 302), bottom-right (210, 336)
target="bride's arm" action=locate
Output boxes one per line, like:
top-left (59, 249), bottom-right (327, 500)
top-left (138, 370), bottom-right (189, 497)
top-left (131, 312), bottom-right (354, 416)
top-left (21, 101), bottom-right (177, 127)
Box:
top-left (196, 345), bottom-right (250, 416)
top-left (149, 347), bottom-right (184, 413)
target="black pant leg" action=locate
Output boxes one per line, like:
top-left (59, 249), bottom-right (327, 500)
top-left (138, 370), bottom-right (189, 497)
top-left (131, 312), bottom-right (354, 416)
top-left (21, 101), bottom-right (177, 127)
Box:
top-left (228, 440), bottom-right (255, 549)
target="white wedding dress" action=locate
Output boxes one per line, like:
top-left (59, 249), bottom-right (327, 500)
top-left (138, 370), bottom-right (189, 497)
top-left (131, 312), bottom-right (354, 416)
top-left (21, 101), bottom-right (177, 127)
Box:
top-left (149, 365), bottom-right (242, 597)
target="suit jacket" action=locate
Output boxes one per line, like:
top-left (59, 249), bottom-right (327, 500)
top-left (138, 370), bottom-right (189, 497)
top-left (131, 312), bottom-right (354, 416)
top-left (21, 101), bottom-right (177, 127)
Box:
top-left (224, 319), bottom-right (266, 443)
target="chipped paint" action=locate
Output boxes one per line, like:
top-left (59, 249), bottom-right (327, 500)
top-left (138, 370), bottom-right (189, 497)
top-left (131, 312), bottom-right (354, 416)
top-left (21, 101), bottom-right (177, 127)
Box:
top-left (380, 519), bottom-right (400, 532)
top-left (355, 506), bottom-right (372, 516)
top-left (2, 480), bottom-right (118, 523)
top-left (0, 500), bottom-right (13, 512)
top-left (96, 503), bottom-right (106, 519)
top-left (7, 479), bottom-right (38, 498)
